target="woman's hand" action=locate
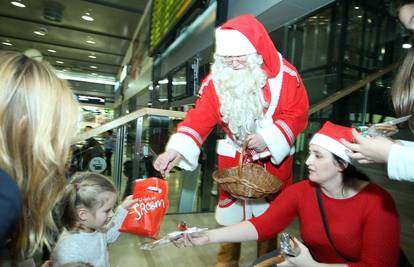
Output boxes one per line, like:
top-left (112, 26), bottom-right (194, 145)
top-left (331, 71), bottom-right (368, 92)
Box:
top-left (246, 134), bottom-right (267, 152)
top-left (172, 232), bottom-right (210, 248)
top-left (340, 129), bottom-right (394, 164)
top-left (121, 195), bottom-right (139, 210)
top-left (153, 149), bottom-right (182, 177)
top-left (278, 238), bottom-right (317, 267)
top-left (40, 260), bottom-right (53, 267)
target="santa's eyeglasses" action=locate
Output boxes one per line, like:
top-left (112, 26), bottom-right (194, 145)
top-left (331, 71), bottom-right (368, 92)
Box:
top-left (220, 55), bottom-right (249, 69)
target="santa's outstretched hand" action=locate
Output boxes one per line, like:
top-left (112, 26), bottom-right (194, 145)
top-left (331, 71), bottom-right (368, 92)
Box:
top-left (153, 149), bottom-right (182, 177)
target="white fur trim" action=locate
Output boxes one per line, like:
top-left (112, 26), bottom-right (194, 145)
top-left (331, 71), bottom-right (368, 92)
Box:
top-left (264, 52), bottom-right (283, 119)
top-left (387, 143), bottom-right (414, 181)
top-left (215, 199), bottom-right (270, 226)
top-left (250, 198), bottom-right (270, 217)
top-left (215, 200), bottom-right (245, 226)
top-left (257, 123), bottom-right (291, 165)
top-left (216, 139), bottom-right (237, 158)
top-left (166, 133), bottom-right (200, 171)
top-left (177, 126), bottom-right (202, 145)
top-left (215, 28), bottom-right (256, 56)
top-left (275, 119), bottom-right (295, 144)
top-left (252, 150), bottom-right (271, 161)
top-left (310, 134), bottom-right (350, 163)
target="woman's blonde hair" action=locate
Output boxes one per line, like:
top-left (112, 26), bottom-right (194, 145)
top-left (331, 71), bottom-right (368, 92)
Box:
top-left (391, 49), bottom-right (414, 132)
top-left (0, 51), bottom-right (80, 259)
top-left (56, 172), bottom-right (116, 231)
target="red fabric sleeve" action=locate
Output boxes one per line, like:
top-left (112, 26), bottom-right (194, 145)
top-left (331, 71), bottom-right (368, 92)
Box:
top-left (176, 77), bottom-right (221, 147)
top-left (249, 182), bottom-right (300, 240)
top-left (347, 190), bottom-right (400, 267)
top-left (273, 65), bottom-right (309, 146)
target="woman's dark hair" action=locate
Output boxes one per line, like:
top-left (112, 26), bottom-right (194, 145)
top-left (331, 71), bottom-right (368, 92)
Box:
top-left (332, 154), bottom-right (370, 184)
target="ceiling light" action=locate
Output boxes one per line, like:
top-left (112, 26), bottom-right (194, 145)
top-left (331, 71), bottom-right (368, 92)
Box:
top-left (88, 55), bottom-right (96, 59)
top-left (56, 60), bottom-right (64, 64)
top-left (11, 1), bottom-right (26, 8)
top-left (47, 49), bottom-right (56, 53)
top-left (82, 12), bottom-right (94, 21)
top-left (381, 48), bottom-right (386, 54)
top-left (56, 72), bottom-right (116, 85)
top-left (1, 41), bottom-right (13, 46)
top-left (90, 65), bottom-right (97, 69)
top-left (403, 43), bottom-right (412, 49)
top-left (86, 39), bottom-right (96, 44)
top-left (357, 15), bottom-right (362, 18)
top-left (158, 79), bottom-right (169, 84)
top-left (354, 6), bottom-right (360, 9)
top-left (33, 28), bottom-right (48, 36)
top-left (367, 18), bottom-right (372, 23)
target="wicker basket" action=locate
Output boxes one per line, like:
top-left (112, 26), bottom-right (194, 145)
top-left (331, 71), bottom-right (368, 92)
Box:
top-left (212, 143), bottom-right (282, 199)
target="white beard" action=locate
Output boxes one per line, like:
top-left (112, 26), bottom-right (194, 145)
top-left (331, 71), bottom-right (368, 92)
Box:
top-left (212, 53), bottom-right (268, 145)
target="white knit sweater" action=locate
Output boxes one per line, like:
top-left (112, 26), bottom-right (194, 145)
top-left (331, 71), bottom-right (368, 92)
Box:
top-left (51, 207), bottom-right (127, 267)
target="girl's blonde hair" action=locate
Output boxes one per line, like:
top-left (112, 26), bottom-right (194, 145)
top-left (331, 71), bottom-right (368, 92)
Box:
top-left (56, 172), bottom-right (116, 231)
top-left (0, 51), bottom-right (80, 259)
top-left (391, 49), bottom-right (414, 132)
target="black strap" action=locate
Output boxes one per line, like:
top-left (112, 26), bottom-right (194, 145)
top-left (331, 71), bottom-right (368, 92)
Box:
top-left (315, 187), bottom-right (355, 262)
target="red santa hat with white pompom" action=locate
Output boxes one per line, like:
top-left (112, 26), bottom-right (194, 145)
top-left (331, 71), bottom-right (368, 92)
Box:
top-left (309, 121), bottom-right (354, 163)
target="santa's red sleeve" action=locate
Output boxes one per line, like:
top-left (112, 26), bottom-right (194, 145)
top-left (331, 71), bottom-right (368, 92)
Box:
top-left (257, 66), bottom-right (309, 164)
top-left (166, 75), bottom-right (221, 170)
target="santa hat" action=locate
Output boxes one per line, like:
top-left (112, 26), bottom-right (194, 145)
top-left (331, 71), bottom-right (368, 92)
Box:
top-left (309, 121), bottom-right (354, 163)
top-left (215, 28), bottom-right (256, 56)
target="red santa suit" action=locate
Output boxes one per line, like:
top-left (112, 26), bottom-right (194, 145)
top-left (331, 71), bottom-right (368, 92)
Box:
top-left (166, 14), bottom-right (309, 226)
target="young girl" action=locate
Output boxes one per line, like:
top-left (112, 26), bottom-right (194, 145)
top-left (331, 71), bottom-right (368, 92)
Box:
top-left (51, 172), bottom-right (136, 267)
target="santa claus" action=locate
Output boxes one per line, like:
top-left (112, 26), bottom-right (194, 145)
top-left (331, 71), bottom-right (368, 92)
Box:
top-left (154, 14), bottom-right (309, 266)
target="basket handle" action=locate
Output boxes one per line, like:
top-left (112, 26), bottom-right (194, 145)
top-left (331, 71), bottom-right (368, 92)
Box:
top-left (238, 142), bottom-right (249, 175)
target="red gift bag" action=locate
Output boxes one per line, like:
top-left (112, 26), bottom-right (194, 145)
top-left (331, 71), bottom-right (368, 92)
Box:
top-left (119, 177), bottom-right (169, 238)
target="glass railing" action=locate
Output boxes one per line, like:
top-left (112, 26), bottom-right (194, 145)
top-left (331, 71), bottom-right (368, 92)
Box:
top-left (71, 108), bottom-right (218, 214)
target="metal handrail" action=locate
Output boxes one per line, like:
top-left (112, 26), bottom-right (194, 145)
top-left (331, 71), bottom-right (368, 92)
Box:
top-left (72, 107), bottom-right (186, 144)
top-left (309, 63), bottom-right (399, 115)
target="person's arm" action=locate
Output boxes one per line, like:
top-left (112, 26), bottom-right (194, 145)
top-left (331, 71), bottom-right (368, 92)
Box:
top-left (256, 69), bottom-right (309, 164)
top-left (155, 75), bottom-right (221, 175)
top-left (387, 142), bottom-right (414, 181)
top-left (106, 195), bottom-right (137, 243)
top-left (176, 221), bottom-right (258, 247)
top-left (178, 184), bottom-right (301, 248)
top-left (208, 221), bottom-right (258, 243)
top-left (105, 206), bottom-right (127, 243)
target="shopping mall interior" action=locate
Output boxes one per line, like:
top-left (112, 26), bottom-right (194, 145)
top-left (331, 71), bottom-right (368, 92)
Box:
top-left (0, 0), bottom-right (413, 266)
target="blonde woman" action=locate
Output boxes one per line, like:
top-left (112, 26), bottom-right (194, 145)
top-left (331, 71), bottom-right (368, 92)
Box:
top-left (0, 51), bottom-right (80, 263)
top-left (341, 1), bottom-right (414, 182)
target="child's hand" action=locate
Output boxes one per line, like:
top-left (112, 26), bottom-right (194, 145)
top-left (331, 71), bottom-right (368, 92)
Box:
top-left (121, 195), bottom-right (139, 210)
